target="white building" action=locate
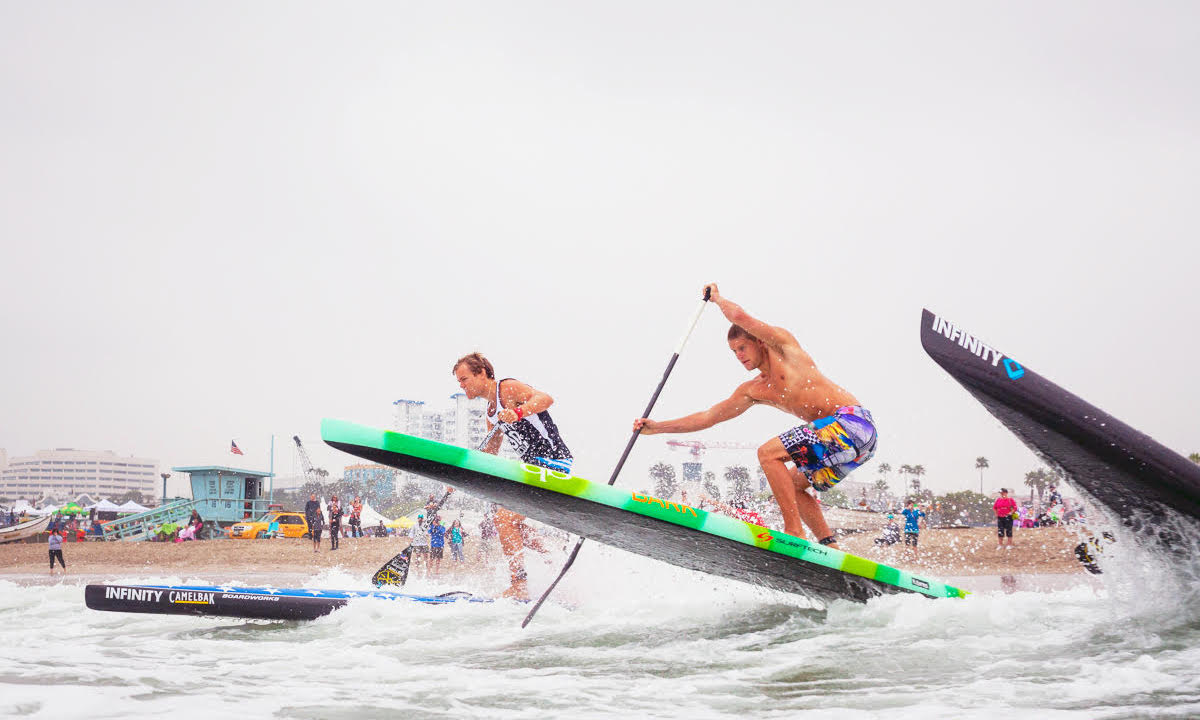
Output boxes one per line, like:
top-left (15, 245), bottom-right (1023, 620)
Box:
top-left (0, 447), bottom-right (159, 502)
top-left (393, 394), bottom-right (489, 449)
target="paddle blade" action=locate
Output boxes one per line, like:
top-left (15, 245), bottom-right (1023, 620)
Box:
top-left (372, 547), bottom-right (412, 588)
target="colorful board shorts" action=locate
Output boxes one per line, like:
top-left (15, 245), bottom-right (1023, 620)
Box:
top-left (779, 406), bottom-right (878, 492)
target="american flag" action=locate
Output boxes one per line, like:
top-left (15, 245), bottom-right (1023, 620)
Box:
top-left (230, 441), bottom-right (244, 456)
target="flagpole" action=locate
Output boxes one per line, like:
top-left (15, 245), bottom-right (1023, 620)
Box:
top-left (269, 435), bottom-right (275, 505)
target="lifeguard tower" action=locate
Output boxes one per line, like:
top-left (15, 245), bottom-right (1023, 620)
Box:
top-left (102, 465), bottom-right (275, 541)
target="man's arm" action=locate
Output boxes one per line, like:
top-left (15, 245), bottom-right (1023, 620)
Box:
top-left (635, 385), bottom-right (755, 435)
top-left (706, 283), bottom-right (796, 350)
top-left (497, 379), bottom-right (553, 423)
top-left (481, 421), bottom-right (505, 454)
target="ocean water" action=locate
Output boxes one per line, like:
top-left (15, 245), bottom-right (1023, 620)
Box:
top-left (3, 532), bottom-right (1199, 720)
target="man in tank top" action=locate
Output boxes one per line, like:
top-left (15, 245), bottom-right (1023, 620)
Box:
top-left (453, 352), bottom-right (573, 600)
top-left (635, 283), bottom-right (877, 549)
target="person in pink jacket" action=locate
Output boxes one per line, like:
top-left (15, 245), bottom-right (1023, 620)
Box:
top-left (994, 488), bottom-right (1018, 550)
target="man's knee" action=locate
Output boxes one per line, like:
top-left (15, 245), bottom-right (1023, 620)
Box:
top-left (758, 438), bottom-right (788, 464)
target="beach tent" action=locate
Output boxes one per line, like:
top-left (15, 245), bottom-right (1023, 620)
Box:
top-left (358, 502), bottom-right (389, 528)
top-left (385, 516), bottom-right (414, 529)
top-left (117, 500), bottom-right (150, 514)
top-left (10, 501), bottom-right (36, 515)
top-left (90, 499), bottom-right (122, 513)
top-left (31, 504), bottom-right (57, 516)
top-left (55, 502), bottom-right (86, 516)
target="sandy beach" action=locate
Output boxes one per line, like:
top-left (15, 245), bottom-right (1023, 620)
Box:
top-left (0, 525), bottom-right (1089, 580)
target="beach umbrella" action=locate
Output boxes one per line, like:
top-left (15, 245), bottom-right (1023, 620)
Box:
top-left (55, 502), bottom-right (86, 516)
top-left (385, 516), bottom-right (414, 529)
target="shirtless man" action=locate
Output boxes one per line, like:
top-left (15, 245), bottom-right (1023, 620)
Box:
top-left (453, 352), bottom-right (572, 599)
top-left (634, 283), bottom-right (877, 548)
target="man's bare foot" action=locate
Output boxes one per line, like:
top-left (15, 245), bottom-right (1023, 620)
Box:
top-left (500, 581), bottom-right (529, 602)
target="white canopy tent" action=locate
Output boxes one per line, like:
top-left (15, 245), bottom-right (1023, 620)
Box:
top-left (88, 499), bottom-right (122, 512)
top-left (117, 500), bottom-right (150, 514)
top-left (358, 501), bottom-right (390, 529)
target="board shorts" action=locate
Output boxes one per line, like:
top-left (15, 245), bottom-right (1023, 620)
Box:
top-left (997, 516), bottom-right (1014, 537)
top-left (904, 532), bottom-right (919, 547)
top-left (779, 406), bottom-right (878, 492)
top-left (430, 546), bottom-right (444, 560)
top-left (529, 456), bottom-right (573, 474)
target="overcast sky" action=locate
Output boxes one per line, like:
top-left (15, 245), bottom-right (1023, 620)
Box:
top-left (2, 2), bottom-right (1197, 500)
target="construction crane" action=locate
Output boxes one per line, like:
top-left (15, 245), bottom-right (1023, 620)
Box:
top-left (665, 439), bottom-right (757, 460)
top-left (293, 435), bottom-right (329, 485)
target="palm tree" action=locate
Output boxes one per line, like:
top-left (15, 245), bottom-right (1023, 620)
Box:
top-left (724, 466), bottom-right (752, 504)
top-left (1024, 469), bottom-right (1049, 503)
top-left (872, 478), bottom-right (890, 506)
top-left (1189, 452), bottom-right (1200, 464)
top-left (702, 471), bottom-right (720, 500)
top-left (975, 457), bottom-right (989, 494)
top-left (911, 465), bottom-right (926, 497)
top-left (899, 464), bottom-right (914, 497)
top-left (649, 462), bottom-right (677, 500)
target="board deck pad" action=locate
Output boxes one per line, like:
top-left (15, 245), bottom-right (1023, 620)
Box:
top-left (920, 309), bottom-right (1200, 545)
top-left (85, 583), bottom-right (491, 621)
top-left (322, 419), bottom-right (967, 604)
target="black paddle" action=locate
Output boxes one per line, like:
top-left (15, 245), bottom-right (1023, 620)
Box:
top-left (372, 426), bottom-right (501, 588)
top-left (521, 288), bottom-right (711, 627)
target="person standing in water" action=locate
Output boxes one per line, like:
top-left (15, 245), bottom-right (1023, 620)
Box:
top-left (635, 283), bottom-right (877, 549)
top-left (453, 352), bottom-right (573, 600)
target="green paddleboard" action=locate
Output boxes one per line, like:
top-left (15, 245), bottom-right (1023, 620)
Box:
top-left (322, 418), bottom-right (968, 604)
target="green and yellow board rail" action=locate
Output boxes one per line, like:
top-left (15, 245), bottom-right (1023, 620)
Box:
top-left (322, 418), bottom-right (969, 604)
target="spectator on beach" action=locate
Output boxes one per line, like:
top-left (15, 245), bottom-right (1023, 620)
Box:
top-left (700, 493), bottom-right (764, 526)
top-left (1048, 485), bottom-right (1063, 507)
top-left (375, 520), bottom-right (387, 538)
top-left (328, 496), bottom-right (343, 550)
top-left (311, 511), bottom-right (325, 552)
top-left (900, 499), bottom-right (926, 559)
top-left (994, 488), bottom-right (1018, 550)
top-left (477, 510), bottom-right (497, 561)
top-left (874, 514), bottom-right (901, 546)
top-left (449, 519), bottom-right (465, 563)
top-left (428, 518), bottom-right (446, 576)
top-left (48, 529), bottom-right (66, 575)
top-left (349, 496), bottom-right (363, 538)
top-left (304, 494), bottom-right (321, 552)
top-left (410, 514), bottom-right (431, 577)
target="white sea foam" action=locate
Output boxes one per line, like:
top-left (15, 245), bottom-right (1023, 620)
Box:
top-left (4, 532), bottom-right (1200, 719)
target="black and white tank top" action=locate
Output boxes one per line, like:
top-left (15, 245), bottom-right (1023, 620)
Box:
top-left (488, 378), bottom-right (572, 464)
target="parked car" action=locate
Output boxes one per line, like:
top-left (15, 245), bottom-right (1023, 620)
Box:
top-left (229, 511), bottom-right (310, 539)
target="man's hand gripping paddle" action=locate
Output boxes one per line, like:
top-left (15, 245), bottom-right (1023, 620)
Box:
top-left (371, 425), bottom-right (502, 588)
top-left (520, 288), bottom-right (711, 626)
